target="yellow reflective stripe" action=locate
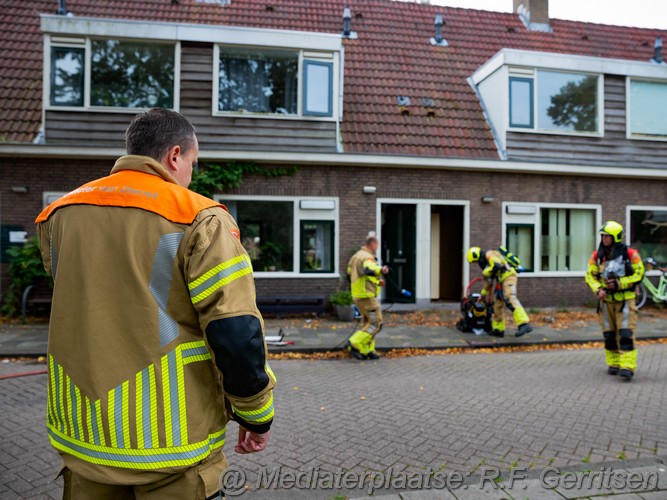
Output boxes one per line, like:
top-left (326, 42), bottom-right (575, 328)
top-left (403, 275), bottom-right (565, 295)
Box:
top-left (74, 383), bottom-right (84, 441)
top-left (94, 399), bottom-right (105, 446)
top-left (233, 393), bottom-right (274, 424)
top-left (189, 254), bottom-right (253, 304)
top-left (161, 355), bottom-right (173, 447)
top-left (85, 397), bottom-right (93, 444)
top-left (48, 355), bottom-right (60, 429)
top-left (65, 373), bottom-right (73, 437)
top-left (48, 425), bottom-right (225, 470)
top-left (176, 348), bottom-right (187, 446)
top-left (108, 390), bottom-right (117, 448)
top-left (148, 365), bottom-right (159, 448)
top-left (121, 380), bottom-right (131, 450)
top-left (136, 371), bottom-right (144, 448)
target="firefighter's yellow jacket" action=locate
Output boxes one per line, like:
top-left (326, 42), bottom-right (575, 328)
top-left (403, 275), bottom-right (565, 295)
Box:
top-left (347, 246), bottom-right (383, 299)
top-left (478, 249), bottom-right (516, 296)
top-left (36, 155), bottom-right (275, 486)
top-left (585, 244), bottom-right (644, 302)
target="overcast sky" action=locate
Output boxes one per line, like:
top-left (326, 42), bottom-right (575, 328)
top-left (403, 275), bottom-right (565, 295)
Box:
top-left (414, 0), bottom-right (666, 30)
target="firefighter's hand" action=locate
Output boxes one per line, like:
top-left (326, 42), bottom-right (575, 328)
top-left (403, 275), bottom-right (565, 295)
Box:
top-left (597, 289), bottom-right (607, 300)
top-left (381, 265), bottom-right (389, 275)
top-left (235, 427), bottom-right (270, 454)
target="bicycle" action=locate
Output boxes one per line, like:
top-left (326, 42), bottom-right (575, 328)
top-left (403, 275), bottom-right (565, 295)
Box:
top-left (636, 257), bottom-right (667, 309)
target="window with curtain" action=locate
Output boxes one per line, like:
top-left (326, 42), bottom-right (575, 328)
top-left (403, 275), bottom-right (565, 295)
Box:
top-left (629, 79), bottom-right (667, 138)
top-left (300, 221), bottom-right (334, 273)
top-left (506, 224), bottom-right (534, 272)
top-left (540, 208), bottom-right (595, 271)
top-left (218, 48), bottom-right (298, 114)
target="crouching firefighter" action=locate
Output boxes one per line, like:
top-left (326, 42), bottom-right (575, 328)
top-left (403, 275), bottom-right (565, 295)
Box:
top-left (466, 246), bottom-right (533, 338)
top-left (345, 236), bottom-right (389, 360)
top-left (585, 221), bottom-right (644, 381)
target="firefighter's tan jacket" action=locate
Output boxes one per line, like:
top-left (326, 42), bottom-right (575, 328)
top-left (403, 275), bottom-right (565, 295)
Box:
top-left (479, 249), bottom-right (516, 297)
top-left (35, 155), bottom-right (275, 485)
top-left (347, 246), bottom-right (383, 299)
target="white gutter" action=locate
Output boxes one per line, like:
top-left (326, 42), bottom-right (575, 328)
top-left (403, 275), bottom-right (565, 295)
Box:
top-left (2, 144), bottom-right (666, 179)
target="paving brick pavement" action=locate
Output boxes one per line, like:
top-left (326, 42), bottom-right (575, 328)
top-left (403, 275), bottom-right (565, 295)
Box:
top-left (2, 344), bottom-right (667, 499)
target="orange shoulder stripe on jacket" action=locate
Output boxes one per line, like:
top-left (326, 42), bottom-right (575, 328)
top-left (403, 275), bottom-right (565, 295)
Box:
top-left (36, 171), bottom-right (224, 224)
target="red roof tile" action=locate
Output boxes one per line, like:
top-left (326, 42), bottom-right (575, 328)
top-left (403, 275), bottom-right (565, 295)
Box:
top-left (0, 0), bottom-right (663, 157)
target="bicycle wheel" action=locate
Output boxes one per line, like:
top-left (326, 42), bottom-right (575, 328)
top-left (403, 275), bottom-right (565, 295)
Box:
top-left (636, 283), bottom-right (647, 309)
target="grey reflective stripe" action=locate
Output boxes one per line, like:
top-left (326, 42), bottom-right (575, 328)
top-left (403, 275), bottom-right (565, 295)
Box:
top-left (114, 385), bottom-right (125, 448)
top-left (90, 399), bottom-right (101, 445)
top-left (188, 259), bottom-right (251, 300)
top-left (182, 346), bottom-right (209, 360)
top-left (149, 233), bottom-right (184, 348)
top-left (622, 301), bottom-right (629, 329)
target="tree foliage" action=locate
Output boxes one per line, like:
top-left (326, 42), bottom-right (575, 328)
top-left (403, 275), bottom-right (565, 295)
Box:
top-left (546, 75), bottom-right (597, 132)
top-left (188, 161), bottom-right (298, 198)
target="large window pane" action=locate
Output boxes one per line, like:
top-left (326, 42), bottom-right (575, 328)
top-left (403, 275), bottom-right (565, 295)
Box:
top-left (630, 210), bottom-right (667, 264)
top-left (300, 221), bottom-right (334, 273)
top-left (51, 47), bottom-right (84, 106)
top-left (506, 224), bottom-right (534, 272)
top-left (228, 200), bottom-right (294, 272)
top-left (537, 70), bottom-right (598, 132)
top-left (219, 48), bottom-right (298, 114)
top-left (509, 77), bottom-right (533, 128)
top-left (540, 208), bottom-right (595, 271)
top-left (629, 80), bottom-right (667, 137)
top-left (90, 40), bottom-right (174, 108)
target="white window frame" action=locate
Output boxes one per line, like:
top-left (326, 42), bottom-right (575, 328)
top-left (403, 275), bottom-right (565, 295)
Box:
top-left (212, 45), bottom-right (338, 121)
top-left (214, 194), bottom-right (339, 278)
top-left (43, 34), bottom-right (181, 113)
top-left (502, 201), bottom-right (601, 277)
top-left (43, 191), bottom-right (67, 207)
top-left (626, 77), bottom-right (667, 142)
top-left (506, 67), bottom-right (604, 138)
top-left (626, 205), bottom-right (667, 276)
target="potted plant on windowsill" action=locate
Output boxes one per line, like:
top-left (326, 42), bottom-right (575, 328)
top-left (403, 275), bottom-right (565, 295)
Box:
top-left (329, 290), bottom-right (356, 321)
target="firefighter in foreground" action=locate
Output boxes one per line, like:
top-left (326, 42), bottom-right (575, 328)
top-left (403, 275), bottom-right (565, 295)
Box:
top-left (346, 236), bottom-right (389, 360)
top-left (585, 221), bottom-right (644, 381)
top-left (466, 246), bottom-right (533, 337)
top-left (36, 108), bottom-right (275, 498)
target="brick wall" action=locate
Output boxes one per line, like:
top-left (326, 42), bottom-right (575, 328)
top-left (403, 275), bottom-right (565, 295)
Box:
top-left (2, 156), bottom-right (665, 309)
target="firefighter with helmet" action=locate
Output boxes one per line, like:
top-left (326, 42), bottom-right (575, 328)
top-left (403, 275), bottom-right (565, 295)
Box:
top-left (345, 236), bottom-right (389, 360)
top-left (585, 221), bottom-right (644, 381)
top-left (466, 246), bottom-right (533, 337)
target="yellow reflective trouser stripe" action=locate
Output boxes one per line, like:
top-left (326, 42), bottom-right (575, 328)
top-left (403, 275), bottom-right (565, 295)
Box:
top-left (47, 341), bottom-right (215, 467)
top-left (233, 393), bottom-right (274, 424)
top-left (188, 254), bottom-right (253, 304)
top-left (606, 350), bottom-right (620, 367)
top-left (620, 350), bottom-right (638, 371)
top-left (48, 425), bottom-right (226, 470)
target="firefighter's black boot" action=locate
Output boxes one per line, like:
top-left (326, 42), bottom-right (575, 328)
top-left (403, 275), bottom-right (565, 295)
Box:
top-left (607, 366), bottom-right (620, 375)
top-left (366, 351), bottom-right (380, 360)
top-left (489, 329), bottom-right (504, 338)
top-left (618, 369), bottom-right (634, 381)
top-left (516, 323), bottom-right (533, 337)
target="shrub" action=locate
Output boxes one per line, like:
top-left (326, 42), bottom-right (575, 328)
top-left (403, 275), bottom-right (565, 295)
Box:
top-left (1, 236), bottom-right (51, 317)
top-left (329, 290), bottom-right (353, 306)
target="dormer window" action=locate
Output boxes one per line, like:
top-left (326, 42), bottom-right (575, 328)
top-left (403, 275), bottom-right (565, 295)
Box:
top-left (47, 36), bottom-right (177, 110)
top-left (628, 78), bottom-right (667, 140)
top-left (214, 46), bottom-right (335, 119)
top-left (509, 69), bottom-right (601, 135)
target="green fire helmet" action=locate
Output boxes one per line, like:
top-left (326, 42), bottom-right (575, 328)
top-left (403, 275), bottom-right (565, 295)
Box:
top-left (599, 220), bottom-right (624, 243)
